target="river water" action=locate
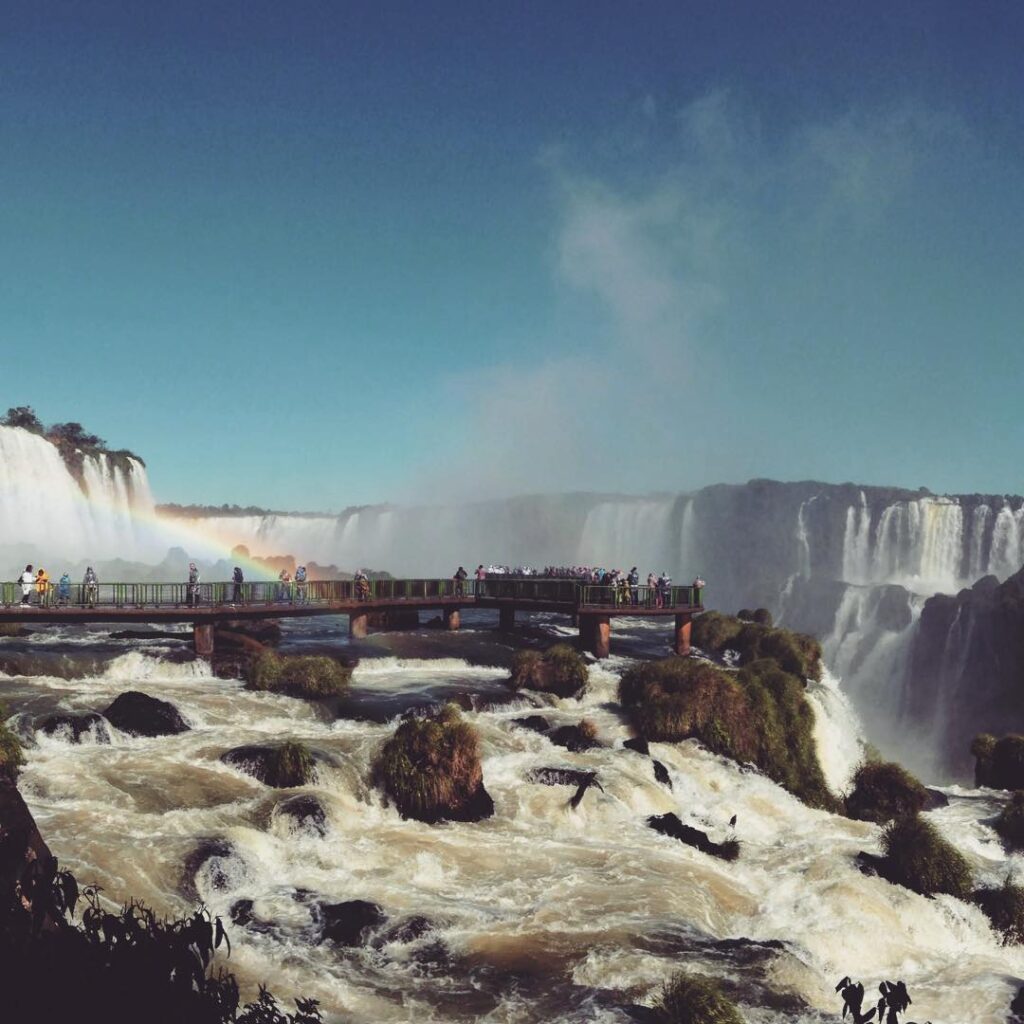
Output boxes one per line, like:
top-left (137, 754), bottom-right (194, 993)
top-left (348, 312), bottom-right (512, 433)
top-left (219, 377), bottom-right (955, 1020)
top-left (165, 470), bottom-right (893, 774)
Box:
top-left (2, 612), bottom-right (1022, 1023)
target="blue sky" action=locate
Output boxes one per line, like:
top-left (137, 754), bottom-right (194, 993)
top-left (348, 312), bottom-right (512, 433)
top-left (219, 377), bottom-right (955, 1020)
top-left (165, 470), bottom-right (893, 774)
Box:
top-left (2, 1), bottom-right (1022, 508)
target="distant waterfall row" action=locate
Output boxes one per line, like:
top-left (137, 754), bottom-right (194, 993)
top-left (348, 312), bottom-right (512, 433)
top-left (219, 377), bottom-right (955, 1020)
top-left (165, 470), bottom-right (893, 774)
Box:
top-left (0, 425), bottom-right (155, 563)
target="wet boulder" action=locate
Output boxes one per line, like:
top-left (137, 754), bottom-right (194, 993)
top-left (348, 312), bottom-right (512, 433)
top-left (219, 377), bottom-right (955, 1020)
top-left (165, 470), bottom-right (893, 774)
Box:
top-left (103, 691), bottom-right (189, 737)
top-left (315, 899), bottom-right (387, 946)
top-left (181, 839), bottom-right (244, 901)
top-left (221, 742), bottom-right (317, 788)
top-left (652, 760), bottom-right (672, 788)
top-left (508, 645), bottom-right (588, 698)
top-left (647, 813), bottom-right (740, 862)
top-left (228, 898), bottom-right (276, 935)
top-left (512, 715), bottom-right (551, 734)
top-left (375, 915), bottom-right (435, 947)
top-left (526, 767), bottom-right (598, 788)
top-left (547, 720), bottom-right (600, 753)
top-left (623, 736), bottom-right (650, 756)
top-left (38, 712), bottom-right (111, 745)
top-left (275, 793), bottom-right (328, 836)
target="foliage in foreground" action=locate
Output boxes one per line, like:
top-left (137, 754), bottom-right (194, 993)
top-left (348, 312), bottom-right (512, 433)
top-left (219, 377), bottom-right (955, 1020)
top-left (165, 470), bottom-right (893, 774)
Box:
top-left (690, 611), bottom-right (821, 680)
top-left (972, 878), bottom-right (1024, 945)
top-left (836, 976), bottom-right (916, 1024)
top-left (0, 706), bottom-right (25, 784)
top-left (373, 704), bottom-right (492, 823)
top-left (508, 643), bottom-right (589, 698)
top-left (619, 657), bottom-right (835, 809)
top-left (653, 970), bottom-right (744, 1024)
top-left (264, 742), bottom-right (317, 789)
top-left (247, 651), bottom-right (351, 698)
top-left (845, 761), bottom-right (928, 824)
top-left (879, 814), bottom-right (972, 899)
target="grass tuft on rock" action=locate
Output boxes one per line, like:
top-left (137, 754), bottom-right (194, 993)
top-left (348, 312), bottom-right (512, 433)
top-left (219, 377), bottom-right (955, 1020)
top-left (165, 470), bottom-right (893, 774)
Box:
top-left (264, 741), bottom-right (317, 788)
top-left (880, 814), bottom-right (972, 898)
top-left (845, 761), bottom-right (928, 823)
top-left (0, 705), bottom-right (24, 783)
top-left (995, 792), bottom-right (1024, 851)
top-left (691, 611), bottom-right (820, 680)
top-left (373, 704), bottom-right (492, 823)
top-left (247, 650), bottom-right (351, 698)
top-left (972, 879), bottom-right (1024, 945)
top-left (973, 733), bottom-right (1024, 790)
top-left (619, 657), bottom-right (835, 810)
top-left (508, 644), bottom-right (588, 698)
top-left (653, 970), bottom-right (744, 1024)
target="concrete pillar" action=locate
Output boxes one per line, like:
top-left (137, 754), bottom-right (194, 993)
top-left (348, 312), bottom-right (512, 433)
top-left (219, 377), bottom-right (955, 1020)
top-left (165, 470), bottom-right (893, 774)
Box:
top-left (349, 611), bottom-right (369, 639)
top-left (674, 612), bottom-right (692, 656)
top-left (443, 608), bottom-right (460, 631)
top-left (579, 613), bottom-right (610, 659)
top-left (193, 623), bottom-right (215, 657)
top-left (498, 606), bottom-right (515, 631)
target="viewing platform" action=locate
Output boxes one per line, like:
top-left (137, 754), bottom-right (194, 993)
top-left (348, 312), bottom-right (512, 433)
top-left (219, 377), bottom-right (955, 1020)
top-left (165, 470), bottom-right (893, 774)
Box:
top-left (0, 578), bottom-right (704, 659)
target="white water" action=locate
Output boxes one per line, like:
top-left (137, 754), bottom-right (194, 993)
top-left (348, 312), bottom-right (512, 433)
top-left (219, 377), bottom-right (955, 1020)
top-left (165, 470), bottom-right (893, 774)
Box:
top-left (5, 641), bottom-right (1024, 1023)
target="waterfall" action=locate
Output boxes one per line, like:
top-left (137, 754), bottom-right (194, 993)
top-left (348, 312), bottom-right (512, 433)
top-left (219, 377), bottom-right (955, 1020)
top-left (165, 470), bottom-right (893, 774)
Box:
top-left (575, 498), bottom-right (677, 572)
top-left (841, 493), bottom-right (872, 584)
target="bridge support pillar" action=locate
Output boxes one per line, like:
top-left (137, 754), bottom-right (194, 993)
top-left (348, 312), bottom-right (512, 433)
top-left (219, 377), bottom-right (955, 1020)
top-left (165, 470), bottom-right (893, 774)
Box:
top-left (674, 612), bottom-right (692, 656)
top-left (443, 608), bottom-right (460, 631)
top-left (193, 623), bottom-right (215, 657)
top-left (498, 606), bottom-right (515, 631)
top-left (579, 613), bottom-right (610, 659)
top-left (349, 611), bottom-right (369, 639)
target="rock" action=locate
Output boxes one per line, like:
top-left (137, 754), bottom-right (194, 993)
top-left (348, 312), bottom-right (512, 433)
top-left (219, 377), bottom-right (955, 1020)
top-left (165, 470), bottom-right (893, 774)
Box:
top-left (275, 794), bottom-right (328, 836)
top-left (181, 839), bottom-right (241, 901)
top-left (103, 691), bottom-right (189, 737)
top-left (228, 898), bottom-right (275, 934)
top-left (647, 813), bottom-right (740, 862)
top-left (525, 767), bottom-right (598, 788)
top-left (444, 783), bottom-right (495, 823)
top-left (652, 760), bottom-right (672, 788)
top-left (854, 850), bottom-right (889, 879)
top-left (924, 787), bottom-right (949, 810)
top-left (0, 780), bottom-right (59, 930)
top-left (623, 736), bottom-right (650, 756)
top-left (316, 899), bottom-right (387, 946)
top-left (376, 915), bottom-right (434, 946)
top-left (38, 712), bottom-right (111, 744)
top-left (1011, 984), bottom-right (1024, 1022)
top-left (221, 743), bottom-right (317, 788)
top-left (548, 722), bottom-right (599, 753)
top-left (512, 715), bottom-right (551, 734)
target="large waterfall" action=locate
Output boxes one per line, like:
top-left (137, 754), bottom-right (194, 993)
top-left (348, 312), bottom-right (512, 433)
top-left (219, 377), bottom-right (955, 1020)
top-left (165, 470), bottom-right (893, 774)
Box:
top-left (0, 426), bottom-right (156, 566)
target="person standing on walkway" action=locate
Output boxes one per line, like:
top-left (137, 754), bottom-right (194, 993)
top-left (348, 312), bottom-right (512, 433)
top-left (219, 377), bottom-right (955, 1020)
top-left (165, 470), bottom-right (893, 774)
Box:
top-left (232, 566), bottom-right (244, 604)
top-left (36, 568), bottom-right (51, 608)
top-left (692, 575), bottom-right (706, 605)
top-left (57, 572), bottom-right (71, 607)
top-left (186, 562), bottom-right (201, 607)
top-left (295, 565), bottom-right (308, 604)
top-left (20, 564), bottom-right (34, 606)
top-left (454, 565), bottom-right (468, 597)
top-left (628, 567), bottom-right (639, 606)
top-left (83, 566), bottom-right (98, 607)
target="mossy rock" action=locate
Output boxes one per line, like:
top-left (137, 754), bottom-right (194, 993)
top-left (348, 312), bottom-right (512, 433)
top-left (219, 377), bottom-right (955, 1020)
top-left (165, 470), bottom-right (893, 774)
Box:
top-left (691, 612), bottom-right (820, 680)
top-left (508, 644), bottom-right (588, 698)
top-left (845, 761), bottom-right (928, 823)
top-left (972, 879), bottom-right (1024, 944)
top-left (973, 734), bottom-right (1024, 790)
top-left (653, 970), bottom-right (744, 1024)
top-left (690, 611), bottom-right (744, 654)
top-left (994, 792), bottom-right (1024, 851)
top-left (548, 718), bottom-right (599, 752)
top-left (618, 657), bottom-right (835, 810)
top-left (222, 741), bottom-right (317, 788)
top-left (879, 814), bottom-right (972, 898)
top-left (373, 704), bottom-right (493, 824)
top-left (0, 706), bottom-right (25, 783)
top-left (246, 650), bottom-right (351, 698)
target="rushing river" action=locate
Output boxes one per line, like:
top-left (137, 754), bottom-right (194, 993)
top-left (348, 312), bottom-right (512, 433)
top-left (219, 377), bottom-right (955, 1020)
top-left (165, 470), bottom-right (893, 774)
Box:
top-left (2, 613), bottom-right (1023, 1023)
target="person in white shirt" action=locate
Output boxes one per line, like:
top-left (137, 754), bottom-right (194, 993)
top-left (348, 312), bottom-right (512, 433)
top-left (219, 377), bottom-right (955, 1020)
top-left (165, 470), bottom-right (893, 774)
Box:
top-left (20, 564), bottom-right (34, 606)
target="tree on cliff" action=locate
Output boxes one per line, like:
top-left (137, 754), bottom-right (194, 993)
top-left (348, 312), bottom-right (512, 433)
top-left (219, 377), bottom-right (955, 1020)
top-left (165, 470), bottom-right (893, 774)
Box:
top-left (2, 406), bottom-right (43, 433)
top-left (47, 421), bottom-right (106, 450)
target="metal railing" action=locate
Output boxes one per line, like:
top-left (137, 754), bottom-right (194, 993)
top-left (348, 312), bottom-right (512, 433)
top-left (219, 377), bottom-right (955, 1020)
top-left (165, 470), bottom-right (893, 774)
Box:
top-left (0, 578), bottom-right (703, 611)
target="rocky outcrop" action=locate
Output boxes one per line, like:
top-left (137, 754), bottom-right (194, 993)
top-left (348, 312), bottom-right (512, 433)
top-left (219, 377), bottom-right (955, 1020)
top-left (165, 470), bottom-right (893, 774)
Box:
top-left (647, 813), bottom-right (740, 862)
top-left (103, 691), bottom-right (189, 737)
top-left (0, 779), bottom-right (58, 928)
top-left (315, 899), bottom-right (387, 946)
top-left (38, 712), bottom-right (111, 744)
top-left (275, 794), bottom-right (328, 836)
top-left (221, 742), bottom-right (317, 788)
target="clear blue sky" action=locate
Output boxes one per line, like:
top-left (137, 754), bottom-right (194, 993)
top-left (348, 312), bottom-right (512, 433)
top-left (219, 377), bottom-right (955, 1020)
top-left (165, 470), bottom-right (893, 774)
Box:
top-left (3, 1), bottom-right (1022, 508)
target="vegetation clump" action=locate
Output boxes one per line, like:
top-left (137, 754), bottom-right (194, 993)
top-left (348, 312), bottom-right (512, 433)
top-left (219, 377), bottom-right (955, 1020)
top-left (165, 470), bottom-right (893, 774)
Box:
top-left (508, 643), bottom-right (588, 698)
top-left (247, 650), bottom-right (352, 698)
top-left (994, 792), bottom-right (1024, 851)
top-left (879, 814), bottom-right (972, 898)
top-left (222, 741), bottom-right (317, 788)
top-left (972, 879), bottom-right (1024, 945)
top-left (973, 733), bottom-right (1024, 790)
top-left (845, 761), bottom-right (928, 823)
top-left (0, 706), bottom-right (25, 783)
top-left (691, 611), bottom-right (821, 680)
top-left (373, 704), bottom-right (493, 823)
top-left (619, 657), bottom-right (835, 809)
top-left (652, 970), bottom-right (744, 1024)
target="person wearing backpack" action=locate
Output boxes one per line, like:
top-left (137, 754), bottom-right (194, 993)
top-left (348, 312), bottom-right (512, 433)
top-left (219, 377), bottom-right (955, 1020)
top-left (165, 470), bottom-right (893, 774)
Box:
top-left (232, 566), bottom-right (244, 604)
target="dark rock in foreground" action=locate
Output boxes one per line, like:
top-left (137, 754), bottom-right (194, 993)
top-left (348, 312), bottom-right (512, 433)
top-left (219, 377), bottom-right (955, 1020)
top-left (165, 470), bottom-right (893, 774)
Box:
top-left (376, 915), bottom-right (434, 947)
top-left (221, 742), bottom-right (317, 788)
top-left (648, 813), bottom-right (740, 862)
top-left (548, 721), bottom-right (600, 753)
top-left (38, 712), bottom-right (111, 744)
top-left (512, 715), bottom-right (552, 734)
top-left (316, 899), bottom-right (387, 946)
top-left (623, 736), bottom-right (650, 756)
top-left (103, 691), bottom-right (189, 737)
top-left (525, 767), bottom-right (598, 788)
top-left (275, 793), bottom-right (328, 836)
top-left (181, 838), bottom-right (240, 901)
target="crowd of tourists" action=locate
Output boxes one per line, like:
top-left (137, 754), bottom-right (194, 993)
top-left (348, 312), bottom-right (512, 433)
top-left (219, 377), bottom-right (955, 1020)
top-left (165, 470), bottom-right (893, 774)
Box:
top-left (12, 564), bottom-right (96, 607)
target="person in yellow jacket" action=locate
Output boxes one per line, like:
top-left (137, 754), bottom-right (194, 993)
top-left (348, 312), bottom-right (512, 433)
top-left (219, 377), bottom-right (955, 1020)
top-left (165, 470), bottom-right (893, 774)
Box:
top-left (35, 568), bottom-right (51, 608)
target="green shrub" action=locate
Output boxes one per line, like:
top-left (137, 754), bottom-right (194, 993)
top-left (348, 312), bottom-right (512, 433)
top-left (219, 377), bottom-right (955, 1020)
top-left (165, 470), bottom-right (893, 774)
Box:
top-left (247, 651), bottom-right (351, 698)
top-left (736, 609), bottom-right (753, 622)
top-left (653, 970), bottom-right (744, 1024)
top-left (972, 879), bottom-right (1024, 944)
top-left (751, 608), bottom-right (773, 627)
top-left (973, 734), bottom-right (1024, 790)
top-left (690, 612), bottom-right (744, 654)
top-left (994, 792), bottom-right (1024, 851)
top-left (618, 657), bottom-right (835, 810)
top-left (264, 741), bottom-right (316, 788)
top-left (373, 705), bottom-right (492, 823)
top-left (880, 815), bottom-right (972, 898)
top-left (845, 761), bottom-right (928, 823)
top-left (691, 612), bottom-right (820, 680)
top-left (0, 706), bottom-right (24, 783)
top-left (508, 644), bottom-right (588, 698)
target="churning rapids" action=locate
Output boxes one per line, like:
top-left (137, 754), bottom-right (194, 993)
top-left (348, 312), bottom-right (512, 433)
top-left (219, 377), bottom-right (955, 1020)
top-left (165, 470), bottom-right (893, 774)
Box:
top-left (2, 614), bottom-right (1023, 1023)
